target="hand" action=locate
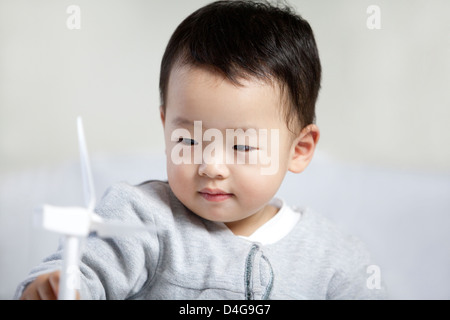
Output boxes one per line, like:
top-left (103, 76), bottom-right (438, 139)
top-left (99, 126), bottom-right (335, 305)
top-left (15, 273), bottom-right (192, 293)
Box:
top-left (20, 270), bottom-right (80, 300)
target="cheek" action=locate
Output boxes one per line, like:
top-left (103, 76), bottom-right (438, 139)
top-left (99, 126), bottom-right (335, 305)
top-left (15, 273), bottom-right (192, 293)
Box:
top-left (231, 165), bottom-right (282, 203)
top-left (167, 163), bottom-right (195, 196)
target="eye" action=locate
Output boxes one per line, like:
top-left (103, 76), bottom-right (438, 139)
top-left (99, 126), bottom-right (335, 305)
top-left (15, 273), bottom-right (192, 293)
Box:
top-left (177, 137), bottom-right (198, 145)
top-left (233, 145), bottom-right (255, 152)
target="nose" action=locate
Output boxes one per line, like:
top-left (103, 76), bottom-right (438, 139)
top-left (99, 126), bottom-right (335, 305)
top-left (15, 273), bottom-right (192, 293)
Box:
top-left (198, 161), bottom-right (230, 179)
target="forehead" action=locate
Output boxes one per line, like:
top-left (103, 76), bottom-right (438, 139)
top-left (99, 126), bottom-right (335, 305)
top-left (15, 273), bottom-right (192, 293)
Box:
top-left (165, 65), bottom-right (286, 130)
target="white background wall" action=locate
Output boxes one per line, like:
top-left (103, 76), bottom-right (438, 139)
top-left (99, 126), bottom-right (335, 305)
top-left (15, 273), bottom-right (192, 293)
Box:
top-left (1, 0), bottom-right (449, 299)
top-left (1, 0), bottom-right (449, 174)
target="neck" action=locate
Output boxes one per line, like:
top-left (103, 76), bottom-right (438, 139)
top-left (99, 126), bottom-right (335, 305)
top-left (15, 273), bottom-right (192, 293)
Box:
top-left (225, 204), bottom-right (279, 237)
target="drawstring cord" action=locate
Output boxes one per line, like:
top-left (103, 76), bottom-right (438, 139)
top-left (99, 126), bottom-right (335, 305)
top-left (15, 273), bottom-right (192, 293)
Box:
top-left (244, 244), bottom-right (274, 300)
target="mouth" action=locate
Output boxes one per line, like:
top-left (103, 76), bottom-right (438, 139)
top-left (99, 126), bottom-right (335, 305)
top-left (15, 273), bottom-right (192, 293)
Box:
top-left (198, 188), bottom-right (233, 202)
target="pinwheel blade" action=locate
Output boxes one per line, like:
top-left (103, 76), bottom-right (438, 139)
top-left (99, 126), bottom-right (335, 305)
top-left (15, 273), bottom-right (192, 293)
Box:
top-left (77, 117), bottom-right (96, 212)
top-left (90, 214), bottom-right (155, 238)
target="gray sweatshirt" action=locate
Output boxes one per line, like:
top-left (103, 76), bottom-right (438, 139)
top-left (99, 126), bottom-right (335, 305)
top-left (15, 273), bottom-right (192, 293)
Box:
top-left (14, 180), bottom-right (386, 299)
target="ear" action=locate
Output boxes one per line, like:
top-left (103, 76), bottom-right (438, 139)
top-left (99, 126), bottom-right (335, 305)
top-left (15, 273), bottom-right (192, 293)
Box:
top-left (288, 124), bottom-right (320, 173)
top-left (160, 106), bottom-right (165, 128)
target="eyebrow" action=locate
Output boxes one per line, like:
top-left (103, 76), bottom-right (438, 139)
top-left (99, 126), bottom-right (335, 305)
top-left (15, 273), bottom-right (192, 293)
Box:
top-left (170, 116), bottom-right (263, 132)
top-left (171, 116), bottom-right (194, 127)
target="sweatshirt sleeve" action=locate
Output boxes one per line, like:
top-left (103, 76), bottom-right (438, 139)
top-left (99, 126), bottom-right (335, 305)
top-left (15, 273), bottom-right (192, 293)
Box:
top-left (325, 235), bottom-right (388, 300)
top-left (14, 182), bottom-right (160, 300)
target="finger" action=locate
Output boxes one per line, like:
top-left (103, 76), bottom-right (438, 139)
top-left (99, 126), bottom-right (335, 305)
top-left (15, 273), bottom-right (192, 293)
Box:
top-left (36, 278), bottom-right (58, 300)
top-left (20, 284), bottom-right (41, 300)
top-left (48, 271), bottom-right (60, 298)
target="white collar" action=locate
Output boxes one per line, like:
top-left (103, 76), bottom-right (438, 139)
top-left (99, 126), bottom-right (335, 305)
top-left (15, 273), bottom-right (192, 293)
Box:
top-left (238, 198), bottom-right (301, 245)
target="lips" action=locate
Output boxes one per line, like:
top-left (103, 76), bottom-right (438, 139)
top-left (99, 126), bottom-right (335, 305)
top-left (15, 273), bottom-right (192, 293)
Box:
top-left (198, 188), bottom-right (233, 202)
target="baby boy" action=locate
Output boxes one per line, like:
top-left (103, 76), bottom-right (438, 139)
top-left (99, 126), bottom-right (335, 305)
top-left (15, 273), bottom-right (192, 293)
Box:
top-left (16, 0), bottom-right (385, 299)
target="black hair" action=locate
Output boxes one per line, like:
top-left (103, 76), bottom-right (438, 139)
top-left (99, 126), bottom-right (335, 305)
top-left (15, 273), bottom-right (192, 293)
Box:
top-left (159, 0), bottom-right (321, 131)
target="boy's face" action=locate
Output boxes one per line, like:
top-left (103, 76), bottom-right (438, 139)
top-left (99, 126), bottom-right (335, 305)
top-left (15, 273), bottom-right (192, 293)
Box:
top-left (161, 65), bottom-right (318, 235)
